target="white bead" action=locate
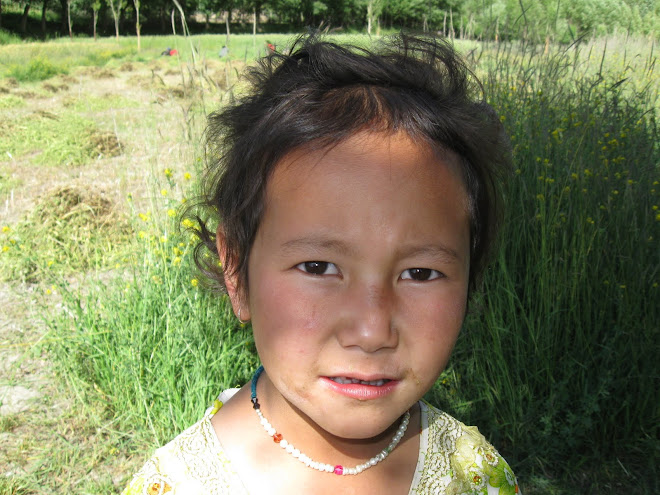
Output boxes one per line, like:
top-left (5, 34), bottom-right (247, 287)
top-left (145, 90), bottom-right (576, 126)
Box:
top-left (280, 439), bottom-right (288, 448)
top-left (267, 427), bottom-right (276, 436)
top-left (326, 464), bottom-right (334, 472)
top-left (369, 459), bottom-right (377, 466)
top-left (260, 418), bottom-right (268, 426)
top-left (285, 444), bottom-right (294, 453)
top-left (292, 449), bottom-right (300, 458)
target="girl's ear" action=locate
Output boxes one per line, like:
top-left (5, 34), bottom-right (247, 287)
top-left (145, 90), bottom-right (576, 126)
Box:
top-left (216, 227), bottom-right (250, 322)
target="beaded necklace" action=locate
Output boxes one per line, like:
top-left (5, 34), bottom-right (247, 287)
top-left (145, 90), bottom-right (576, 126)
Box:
top-left (250, 366), bottom-right (410, 476)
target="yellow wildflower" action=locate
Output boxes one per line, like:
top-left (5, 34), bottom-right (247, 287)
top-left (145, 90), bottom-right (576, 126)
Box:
top-left (184, 172), bottom-right (192, 180)
top-left (167, 209), bottom-right (176, 217)
top-left (160, 189), bottom-right (168, 196)
top-left (1, 226), bottom-right (9, 233)
top-left (191, 278), bottom-right (199, 287)
top-left (164, 168), bottom-right (173, 178)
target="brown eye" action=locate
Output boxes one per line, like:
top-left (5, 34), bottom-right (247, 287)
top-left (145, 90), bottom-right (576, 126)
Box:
top-left (401, 268), bottom-right (442, 281)
top-left (296, 261), bottom-right (339, 276)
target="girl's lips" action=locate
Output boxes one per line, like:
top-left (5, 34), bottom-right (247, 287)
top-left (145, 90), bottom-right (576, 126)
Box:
top-left (320, 376), bottom-right (399, 400)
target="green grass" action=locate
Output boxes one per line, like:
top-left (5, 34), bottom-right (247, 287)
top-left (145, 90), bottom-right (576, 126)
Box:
top-left (0, 186), bottom-right (134, 283)
top-left (0, 29), bottom-right (21, 46)
top-left (0, 94), bottom-right (25, 109)
top-left (6, 56), bottom-right (68, 82)
top-left (0, 111), bottom-right (113, 166)
top-left (429, 38), bottom-right (659, 493)
top-left (1, 34), bottom-right (656, 494)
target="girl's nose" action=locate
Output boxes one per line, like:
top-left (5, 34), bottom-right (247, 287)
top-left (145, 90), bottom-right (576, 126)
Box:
top-left (336, 282), bottom-right (399, 353)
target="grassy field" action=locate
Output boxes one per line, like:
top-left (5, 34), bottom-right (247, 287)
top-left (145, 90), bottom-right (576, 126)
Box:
top-left (0, 33), bottom-right (658, 494)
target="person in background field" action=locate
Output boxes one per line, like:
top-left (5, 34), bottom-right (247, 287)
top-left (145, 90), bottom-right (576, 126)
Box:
top-left (122, 34), bottom-right (520, 495)
top-left (161, 47), bottom-right (178, 56)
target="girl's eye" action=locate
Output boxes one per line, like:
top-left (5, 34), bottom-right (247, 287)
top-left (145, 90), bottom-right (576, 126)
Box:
top-left (400, 268), bottom-right (443, 281)
top-left (296, 261), bottom-right (339, 276)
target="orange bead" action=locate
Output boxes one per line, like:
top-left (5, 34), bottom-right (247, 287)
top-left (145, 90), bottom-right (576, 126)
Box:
top-left (273, 433), bottom-right (283, 443)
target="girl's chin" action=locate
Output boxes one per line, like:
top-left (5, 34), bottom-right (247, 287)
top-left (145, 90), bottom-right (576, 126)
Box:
top-left (308, 412), bottom-right (408, 442)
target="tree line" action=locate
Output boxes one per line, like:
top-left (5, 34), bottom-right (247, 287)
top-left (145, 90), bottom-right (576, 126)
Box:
top-left (1, 0), bottom-right (658, 43)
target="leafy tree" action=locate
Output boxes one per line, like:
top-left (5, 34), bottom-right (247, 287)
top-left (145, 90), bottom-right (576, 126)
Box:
top-left (132, 0), bottom-right (141, 49)
top-left (107, 0), bottom-right (125, 39)
top-left (19, 0), bottom-right (32, 36)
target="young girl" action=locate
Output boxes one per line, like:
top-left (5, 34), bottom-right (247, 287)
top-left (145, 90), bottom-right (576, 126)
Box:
top-left (123, 34), bottom-right (519, 495)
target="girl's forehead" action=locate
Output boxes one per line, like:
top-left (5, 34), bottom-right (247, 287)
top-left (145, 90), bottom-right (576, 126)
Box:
top-left (268, 131), bottom-right (464, 193)
top-left (260, 131), bottom-right (470, 235)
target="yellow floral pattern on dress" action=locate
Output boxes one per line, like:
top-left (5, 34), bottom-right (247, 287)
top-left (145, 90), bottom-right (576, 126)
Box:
top-left (122, 394), bottom-right (520, 495)
top-left (410, 402), bottom-right (520, 495)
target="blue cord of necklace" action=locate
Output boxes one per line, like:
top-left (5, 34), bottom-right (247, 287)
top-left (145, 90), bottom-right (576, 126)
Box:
top-left (250, 365), bottom-right (264, 410)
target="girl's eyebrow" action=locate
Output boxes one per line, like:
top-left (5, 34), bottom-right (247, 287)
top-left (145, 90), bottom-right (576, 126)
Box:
top-left (280, 236), bottom-right (462, 263)
top-left (280, 235), bottom-right (355, 257)
top-left (398, 244), bottom-right (463, 264)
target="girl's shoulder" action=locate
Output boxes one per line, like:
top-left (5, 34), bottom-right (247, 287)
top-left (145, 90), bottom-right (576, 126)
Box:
top-left (121, 390), bottom-right (247, 495)
top-left (410, 401), bottom-right (521, 495)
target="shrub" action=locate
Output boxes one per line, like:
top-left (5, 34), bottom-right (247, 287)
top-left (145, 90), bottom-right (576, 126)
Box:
top-left (7, 56), bottom-right (68, 82)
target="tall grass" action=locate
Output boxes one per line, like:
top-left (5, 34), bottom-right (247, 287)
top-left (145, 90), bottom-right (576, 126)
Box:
top-left (38, 35), bottom-right (659, 493)
top-left (431, 39), bottom-right (659, 492)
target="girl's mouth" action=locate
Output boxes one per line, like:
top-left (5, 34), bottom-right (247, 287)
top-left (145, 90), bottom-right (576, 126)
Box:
top-left (328, 376), bottom-right (391, 387)
top-left (322, 376), bottom-right (398, 400)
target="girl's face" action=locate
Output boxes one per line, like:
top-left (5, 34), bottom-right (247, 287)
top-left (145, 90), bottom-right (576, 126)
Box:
top-left (226, 131), bottom-right (470, 441)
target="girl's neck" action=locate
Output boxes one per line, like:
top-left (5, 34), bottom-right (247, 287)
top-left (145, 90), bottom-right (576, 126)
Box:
top-left (211, 382), bottom-right (422, 495)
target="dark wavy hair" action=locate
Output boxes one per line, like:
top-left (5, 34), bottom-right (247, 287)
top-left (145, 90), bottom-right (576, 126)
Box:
top-left (191, 34), bottom-right (511, 297)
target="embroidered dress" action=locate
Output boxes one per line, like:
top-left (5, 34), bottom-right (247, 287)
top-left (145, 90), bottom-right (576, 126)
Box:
top-left (122, 391), bottom-right (520, 495)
